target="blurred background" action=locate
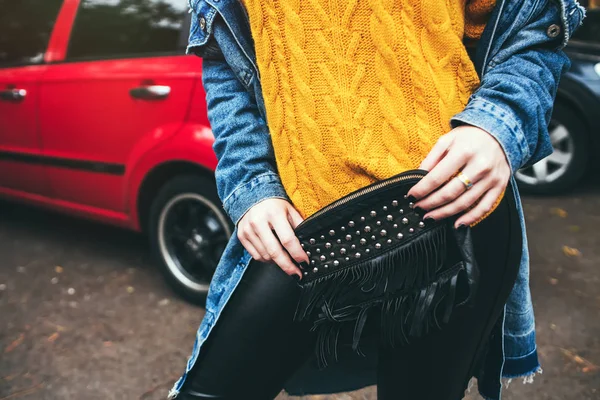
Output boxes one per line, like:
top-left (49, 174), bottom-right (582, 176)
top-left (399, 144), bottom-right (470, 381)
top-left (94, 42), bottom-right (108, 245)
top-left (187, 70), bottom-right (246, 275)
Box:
top-left (0, 0), bottom-right (599, 399)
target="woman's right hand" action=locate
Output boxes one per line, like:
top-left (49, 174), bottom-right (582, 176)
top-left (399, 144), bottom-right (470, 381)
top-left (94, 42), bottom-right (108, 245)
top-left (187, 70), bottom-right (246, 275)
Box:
top-left (237, 198), bottom-right (309, 279)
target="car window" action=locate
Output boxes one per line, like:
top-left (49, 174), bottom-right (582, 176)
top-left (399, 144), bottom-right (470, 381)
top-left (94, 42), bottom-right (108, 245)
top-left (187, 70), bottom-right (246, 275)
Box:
top-left (0, 0), bottom-right (63, 67)
top-left (67, 0), bottom-right (189, 61)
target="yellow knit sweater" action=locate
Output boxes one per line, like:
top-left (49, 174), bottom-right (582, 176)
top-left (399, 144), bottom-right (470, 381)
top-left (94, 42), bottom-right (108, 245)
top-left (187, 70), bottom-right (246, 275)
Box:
top-left (240, 0), bottom-right (497, 220)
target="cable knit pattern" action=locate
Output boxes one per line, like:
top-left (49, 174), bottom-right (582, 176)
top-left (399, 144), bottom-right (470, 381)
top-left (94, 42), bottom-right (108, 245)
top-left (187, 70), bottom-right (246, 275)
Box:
top-left (240, 0), bottom-right (496, 220)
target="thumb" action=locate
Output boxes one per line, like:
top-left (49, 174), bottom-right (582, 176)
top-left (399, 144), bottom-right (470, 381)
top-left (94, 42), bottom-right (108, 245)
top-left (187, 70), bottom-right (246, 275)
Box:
top-left (286, 203), bottom-right (305, 229)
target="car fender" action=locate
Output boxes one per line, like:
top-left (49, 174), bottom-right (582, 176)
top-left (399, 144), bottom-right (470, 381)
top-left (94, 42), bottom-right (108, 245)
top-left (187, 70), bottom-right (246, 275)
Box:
top-left (125, 122), bottom-right (217, 230)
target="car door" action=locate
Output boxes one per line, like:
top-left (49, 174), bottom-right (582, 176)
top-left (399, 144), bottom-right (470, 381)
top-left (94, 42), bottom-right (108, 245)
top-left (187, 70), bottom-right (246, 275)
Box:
top-left (0, 1), bottom-right (63, 196)
top-left (38, 0), bottom-right (199, 213)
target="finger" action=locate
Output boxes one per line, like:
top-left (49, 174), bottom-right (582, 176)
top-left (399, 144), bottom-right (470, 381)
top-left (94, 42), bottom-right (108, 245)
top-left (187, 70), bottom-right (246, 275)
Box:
top-left (408, 149), bottom-right (467, 201)
top-left (454, 185), bottom-right (504, 228)
top-left (422, 177), bottom-right (493, 221)
top-left (286, 204), bottom-right (305, 229)
top-left (255, 222), bottom-right (303, 278)
top-left (414, 162), bottom-right (489, 212)
top-left (419, 134), bottom-right (453, 171)
top-left (238, 232), bottom-right (263, 261)
top-left (271, 213), bottom-right (310, 264)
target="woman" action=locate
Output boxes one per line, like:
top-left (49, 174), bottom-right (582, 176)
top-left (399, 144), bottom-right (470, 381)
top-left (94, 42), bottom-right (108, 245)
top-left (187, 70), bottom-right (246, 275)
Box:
top-left (168, 1), bottom-right (585, 399)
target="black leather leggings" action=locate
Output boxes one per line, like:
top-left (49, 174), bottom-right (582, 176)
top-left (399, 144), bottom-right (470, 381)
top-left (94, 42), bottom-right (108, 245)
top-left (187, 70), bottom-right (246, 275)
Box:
top-left (178, 185), bottom-right (523, 400)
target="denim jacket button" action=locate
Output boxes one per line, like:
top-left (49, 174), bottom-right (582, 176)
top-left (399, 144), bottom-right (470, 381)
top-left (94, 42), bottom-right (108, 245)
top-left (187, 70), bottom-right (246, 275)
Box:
top-left (546, 23), bottom-right (561, 38)
top-left (199, 16), bottom-right (206, 31)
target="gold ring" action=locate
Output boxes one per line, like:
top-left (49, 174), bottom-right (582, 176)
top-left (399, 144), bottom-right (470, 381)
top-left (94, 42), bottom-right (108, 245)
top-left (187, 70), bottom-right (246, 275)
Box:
top-left (456, 171), bottom-right (473, 190)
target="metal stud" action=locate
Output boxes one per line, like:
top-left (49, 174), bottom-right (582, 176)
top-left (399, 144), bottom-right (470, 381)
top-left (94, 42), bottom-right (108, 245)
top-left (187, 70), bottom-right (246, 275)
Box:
top-left (386, 215), bottom-right (393, 221)
top-left (333, 260), bottom-right (340, 267)
top-left (329, 229), bottom-right (336, 236)
top-left (315, 248), bottom-right (321, 253)
top-left (309, 238), bottom-right (316, 244)
top-left (324, 264), bottom-right (329, 269)
top-left (340, 248), bottom-right (347, 255)
top-left (397, 233), bottom-right (404, 239)
top-left (345, 257), bottom-right (350, 261)
top-left (325, 242), bottom-right (332, 249)
top-left (419, 222), bottom-right (425, 228)
top-left (345, 234), bottom-right (352, 241)
top-left (330, 252), bottom-right (335, 257)
top-left (371, 235), bottom-right (376, 240)
top-left (403, 194), bottom-right (408, 199)
top-left (392, 200), bottom-right (398, 207)
top-left (375, 243), bottom-right (382, 249)
top-left (393, 224), bottom-right (398, 229)
top-left (351, 244), bottom-right (356, 249)
top-left (360, 238), bottom-right (367, 245)
top-left (402, 218), bottom-right (409, 225)
top-left (356, 230), bottom-right (361, 235)
top-left (380, 229), bottom-right (387, 236)
top-left (355, 252), bottom-right (361, 259)
top-left (306, 251), bottom-right (311, 257)
top-left (409, 228), bottom-right (414, 233)
top-left (387, 239), bottom-right (392, 244)
top-left (370, 210), bottom-right (377, 217)
top-left (399, 209), bottom-right (404, 214)
top-left (313, 267), bottom-right (318, 273)
top-left (311, 260), bottom-right (316, 264)
top-left (341, 226), bottom-right (346, 232)
top-left (304, 271), bottom-right (308, 276)
top-left (376, 221), bottom-right (382, 226)
top-left (365, 248), bottom-right (370, 254)
top-left (360, 216), bottom-right (366, 222)
top-left (364, 226), bottom-right (371, 233)
top-left (337, 239), bottom-right (342, 244)
top-left (320, 235), bottom-right (325, 239)
top-left (319, 255), bottom-right (326, 261)
top-left (383, 206), bottom-right (388, 211)
top-left (348, 221), bottom-right (355, 227)
top-left (409, 202), bottom-right (415, 208)
top-left (301, 243), bottom-right (305, 248)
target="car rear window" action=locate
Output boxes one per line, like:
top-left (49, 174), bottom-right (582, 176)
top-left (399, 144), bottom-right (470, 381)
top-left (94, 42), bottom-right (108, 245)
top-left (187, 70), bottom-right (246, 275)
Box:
top-left (67, 0), bottom-right (190, 61)
top-left (0, 0), bottom-right (63, 67)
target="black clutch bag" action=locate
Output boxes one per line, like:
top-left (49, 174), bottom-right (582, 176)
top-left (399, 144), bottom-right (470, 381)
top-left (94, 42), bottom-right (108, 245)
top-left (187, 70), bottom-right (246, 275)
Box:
top-left (292, 169), bottom-right (480, 367)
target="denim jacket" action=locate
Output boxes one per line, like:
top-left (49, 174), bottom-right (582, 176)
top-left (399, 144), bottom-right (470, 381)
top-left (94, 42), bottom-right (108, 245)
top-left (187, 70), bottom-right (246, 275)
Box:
top-left (168, 1), bottom-right (586, 399)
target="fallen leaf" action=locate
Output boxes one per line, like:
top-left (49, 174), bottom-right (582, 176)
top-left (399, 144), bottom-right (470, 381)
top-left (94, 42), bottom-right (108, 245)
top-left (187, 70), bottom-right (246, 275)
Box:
top-left (550, 207), bottom-right (568, 218)
top-left (4, 333), bottom-right (24, 353)
top-left (550, 323), bottom-right (557, 330)
top-left (562, 246), bottom-right (582, 257)
top-left (549, 277), bottom-right (559, 285)
top-left (560, 348), bottom-right (599, 373)
top-left (47, 332), bottom-right (59, 342)
top-left (568, 225), bottom-right (580, 233)
top-left (126, 286), bottom-right (135, 294)
top-left (55, 266), bottom-right (63, 274)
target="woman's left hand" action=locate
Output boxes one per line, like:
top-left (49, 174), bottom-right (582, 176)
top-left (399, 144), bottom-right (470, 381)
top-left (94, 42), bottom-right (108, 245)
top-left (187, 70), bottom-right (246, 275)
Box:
top-left (406, 125), bottom-right (511, 228)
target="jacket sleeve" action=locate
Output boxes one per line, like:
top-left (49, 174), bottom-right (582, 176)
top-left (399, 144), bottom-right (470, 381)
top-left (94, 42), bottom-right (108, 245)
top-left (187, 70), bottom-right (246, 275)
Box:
top-left (450, 0), bottom-right (586, 174)
top-left (202, 56), bottom-right (290, 227)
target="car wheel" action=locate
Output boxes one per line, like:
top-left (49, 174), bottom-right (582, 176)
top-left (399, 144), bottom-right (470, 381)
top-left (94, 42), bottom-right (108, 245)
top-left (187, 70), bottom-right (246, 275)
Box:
top-left (515, 103), bottom-right (589, 194)
top-left (148, 175), bottom-right (233, 304)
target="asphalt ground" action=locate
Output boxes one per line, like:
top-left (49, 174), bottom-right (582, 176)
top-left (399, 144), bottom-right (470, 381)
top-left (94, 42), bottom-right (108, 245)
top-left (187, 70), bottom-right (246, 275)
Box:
top-left (1, 185), bottom-right (599, 400)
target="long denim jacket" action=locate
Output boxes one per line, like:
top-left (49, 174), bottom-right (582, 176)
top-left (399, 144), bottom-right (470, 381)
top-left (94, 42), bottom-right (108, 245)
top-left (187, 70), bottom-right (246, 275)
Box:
top-left (168, 1), bottom-right (586, 399)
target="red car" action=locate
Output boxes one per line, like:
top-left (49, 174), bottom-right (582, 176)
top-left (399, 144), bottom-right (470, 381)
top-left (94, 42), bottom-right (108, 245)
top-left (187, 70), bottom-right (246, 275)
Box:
top-left (0, 0), bottom-right (233, 303)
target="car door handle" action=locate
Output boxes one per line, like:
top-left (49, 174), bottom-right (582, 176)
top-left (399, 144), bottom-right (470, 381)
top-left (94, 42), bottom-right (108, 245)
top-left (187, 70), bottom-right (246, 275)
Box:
top-left (0, 88), bottom-right (27, 102)
top-left (129, 85), bottom-right (171, 100)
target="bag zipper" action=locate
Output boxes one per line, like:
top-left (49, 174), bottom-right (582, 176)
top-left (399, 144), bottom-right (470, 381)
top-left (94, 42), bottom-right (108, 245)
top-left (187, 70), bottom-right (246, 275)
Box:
top-left (295, 169), bottom-right (428, 231)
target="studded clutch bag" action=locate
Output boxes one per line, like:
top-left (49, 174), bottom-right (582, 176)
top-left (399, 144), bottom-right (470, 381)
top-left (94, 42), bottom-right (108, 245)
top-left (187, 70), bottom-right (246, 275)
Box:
top-left (292, 169), bottom-right (480, 367)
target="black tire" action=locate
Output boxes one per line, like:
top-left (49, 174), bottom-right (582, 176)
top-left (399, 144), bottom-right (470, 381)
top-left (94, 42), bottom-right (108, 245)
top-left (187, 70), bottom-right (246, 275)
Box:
top-left (148, 174), bottom-right (233, 304)
top-left (515, 102), bottom-right (589, 195)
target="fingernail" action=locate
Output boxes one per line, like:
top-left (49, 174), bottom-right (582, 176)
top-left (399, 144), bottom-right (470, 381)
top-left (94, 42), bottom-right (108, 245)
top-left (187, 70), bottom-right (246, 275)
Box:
top-left (414, 206), bottom-right (427, 215)
top-left (424, 217), bottom-right (436, 223)
top-left (407, 195), bottom-right (417, 203)
top-left (292, 274), bottom-right (301, 282)
top-left (455, 223), bottom-right (466, 230)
